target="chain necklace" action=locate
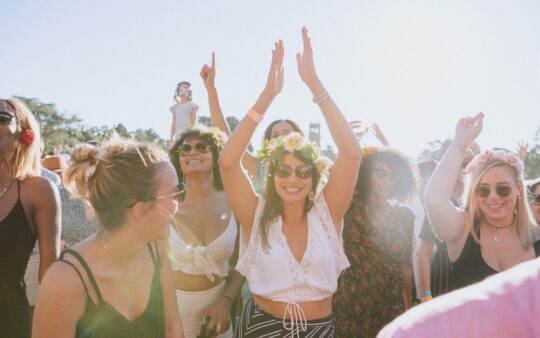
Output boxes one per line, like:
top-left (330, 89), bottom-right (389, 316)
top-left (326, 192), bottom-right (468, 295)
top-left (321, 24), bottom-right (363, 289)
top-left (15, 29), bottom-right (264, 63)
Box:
top-left (0, 180), bottom-right (14, 201)
top-left (483, 217), bottom-right (514, 243)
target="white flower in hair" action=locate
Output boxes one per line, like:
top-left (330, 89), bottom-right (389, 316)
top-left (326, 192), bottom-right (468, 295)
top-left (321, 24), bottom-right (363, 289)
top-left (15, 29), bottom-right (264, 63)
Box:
top-left (283, 132), bottom-right (305, 153)
top-left (316, 156), bottom-right (332, 174)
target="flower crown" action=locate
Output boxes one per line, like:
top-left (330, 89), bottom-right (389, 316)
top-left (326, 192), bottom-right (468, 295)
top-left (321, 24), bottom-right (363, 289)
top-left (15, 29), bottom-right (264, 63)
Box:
top-left (256, 132), bottom-right (332, 175)
top-left (465, 149), bottom-right (524, 177)
top-left (185, 125), bottom-right (228, 152)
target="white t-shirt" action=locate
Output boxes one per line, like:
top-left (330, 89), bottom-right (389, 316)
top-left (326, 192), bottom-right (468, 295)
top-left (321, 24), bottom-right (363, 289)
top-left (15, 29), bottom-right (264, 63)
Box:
top-left (171, 102), bottom-right (198, 139)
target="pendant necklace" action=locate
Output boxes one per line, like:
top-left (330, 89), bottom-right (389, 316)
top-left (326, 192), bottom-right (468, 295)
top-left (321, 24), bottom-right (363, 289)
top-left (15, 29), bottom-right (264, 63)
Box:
top-left (0, 180), bottom-right (14, 201)
top-left (484, 217), bottom-right (514, 242)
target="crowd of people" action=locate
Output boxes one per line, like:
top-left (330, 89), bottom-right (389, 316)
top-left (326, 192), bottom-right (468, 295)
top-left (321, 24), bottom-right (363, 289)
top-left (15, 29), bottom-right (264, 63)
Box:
top-left (1, 27), bottom-right (539, 338)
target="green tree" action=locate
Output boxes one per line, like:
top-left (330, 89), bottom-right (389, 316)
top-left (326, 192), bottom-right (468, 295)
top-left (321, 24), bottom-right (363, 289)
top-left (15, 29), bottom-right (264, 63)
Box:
top-left (524, 126), bottom-right (540, 179)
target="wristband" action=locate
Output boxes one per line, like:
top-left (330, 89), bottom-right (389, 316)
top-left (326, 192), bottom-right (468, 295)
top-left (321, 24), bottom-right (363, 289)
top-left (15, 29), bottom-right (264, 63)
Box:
top-left (420, 296), bottom-right (433, 303)
top-left (313, 89), bottom-right (329, 104)
top-left (247, 108), bottom-right (263, 123)
top-left (419, 291), bottom-right (432, 298)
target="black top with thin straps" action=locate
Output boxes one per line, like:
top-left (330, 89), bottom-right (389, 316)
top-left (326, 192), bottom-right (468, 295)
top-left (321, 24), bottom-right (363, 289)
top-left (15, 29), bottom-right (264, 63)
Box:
top-left (58, 243), bottom-right (165, 338)
top-left (0, 181), bottom-right (36, 338)
top-left (449, 230), bottom-right (540, 292)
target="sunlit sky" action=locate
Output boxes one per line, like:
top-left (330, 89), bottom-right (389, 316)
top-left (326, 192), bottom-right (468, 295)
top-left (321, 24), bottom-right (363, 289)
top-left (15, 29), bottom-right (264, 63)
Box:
top-left (2, 0), bottom-right (539, 157)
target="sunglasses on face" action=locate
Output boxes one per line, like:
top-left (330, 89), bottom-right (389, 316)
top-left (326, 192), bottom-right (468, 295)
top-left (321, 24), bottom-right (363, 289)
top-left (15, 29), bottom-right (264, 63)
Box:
top-left (475, 185), bottom-right (512, 198)
top-left (179, 142), bottom-right (211, 157)
top-left (275, 163), bottom-right (313, 179)
top-left (372, 168), bottom-right (393, 181)
top-left (530, 194), bottom-right (540, 205)
top-left (125, 183), bottom-right (186, 208)
top-left (0, 113), bottom-right (15, 126)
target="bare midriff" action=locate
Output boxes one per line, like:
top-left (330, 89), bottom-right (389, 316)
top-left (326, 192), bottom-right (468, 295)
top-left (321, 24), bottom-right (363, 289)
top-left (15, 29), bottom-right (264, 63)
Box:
top-left (252, 294), bottom-right (333, 320)
top-left (173, 270), bottom-right (224, 292)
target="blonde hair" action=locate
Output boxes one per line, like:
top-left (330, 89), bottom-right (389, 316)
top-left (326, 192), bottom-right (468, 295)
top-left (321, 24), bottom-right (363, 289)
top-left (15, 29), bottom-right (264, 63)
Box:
top-left (63, 136), bottom-right (168, 230)
top-left (1, 98), bottom-right (41, 179)
top-left (463, 159), bottom-right (539, 248)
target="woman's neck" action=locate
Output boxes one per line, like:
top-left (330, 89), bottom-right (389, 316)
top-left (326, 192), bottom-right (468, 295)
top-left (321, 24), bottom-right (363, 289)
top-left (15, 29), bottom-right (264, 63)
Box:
top-left (282, 201), bottom-right (307, 225)
top-left (184, 173), bottom-right (215, 199)
top-left (98, 226), bottom-right (148, 268)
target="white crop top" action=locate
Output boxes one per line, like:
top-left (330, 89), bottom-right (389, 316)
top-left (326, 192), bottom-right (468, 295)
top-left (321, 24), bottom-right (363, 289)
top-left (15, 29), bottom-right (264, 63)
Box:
top-left (168, 215), bottom-right (237, 282)
top-left (236, 194), bottom-right (350, 335)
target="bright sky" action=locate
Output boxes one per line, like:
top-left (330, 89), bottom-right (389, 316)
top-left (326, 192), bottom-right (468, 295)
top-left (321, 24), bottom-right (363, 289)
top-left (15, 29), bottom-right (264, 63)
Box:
top-left (2, 0), bottom-right (540, 157)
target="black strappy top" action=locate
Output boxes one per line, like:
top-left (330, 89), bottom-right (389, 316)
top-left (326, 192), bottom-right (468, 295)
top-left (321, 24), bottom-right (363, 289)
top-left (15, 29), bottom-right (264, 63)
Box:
top-left (58, 243), bottom-right (165, 338)
top-left (449, 230), bottom-right (540, 292)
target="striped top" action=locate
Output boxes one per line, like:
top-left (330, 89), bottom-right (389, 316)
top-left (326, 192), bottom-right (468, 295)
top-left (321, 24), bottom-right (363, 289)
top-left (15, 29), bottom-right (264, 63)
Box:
top-left (171, 102), bottom-right (198, 139)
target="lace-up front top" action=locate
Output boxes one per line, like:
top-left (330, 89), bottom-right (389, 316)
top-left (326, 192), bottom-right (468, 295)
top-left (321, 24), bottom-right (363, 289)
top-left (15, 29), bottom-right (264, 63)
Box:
top-left (236, 194), bottom-right (349, 335)
top-left (168, 215), bottom-right (237, 281)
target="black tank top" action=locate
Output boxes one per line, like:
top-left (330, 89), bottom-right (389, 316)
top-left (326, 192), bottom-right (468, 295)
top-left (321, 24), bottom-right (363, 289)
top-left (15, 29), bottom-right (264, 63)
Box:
top-left (58, 243), bottom-right (165, 338)
top-left (449, 230), bottom-right (540, 292)
top-left (0, 181), bottom-right (36, 338)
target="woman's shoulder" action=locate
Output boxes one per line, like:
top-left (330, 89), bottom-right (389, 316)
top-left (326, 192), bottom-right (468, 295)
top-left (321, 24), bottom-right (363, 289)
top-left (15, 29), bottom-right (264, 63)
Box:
top-left (21, 176), bottom-right (59, 204)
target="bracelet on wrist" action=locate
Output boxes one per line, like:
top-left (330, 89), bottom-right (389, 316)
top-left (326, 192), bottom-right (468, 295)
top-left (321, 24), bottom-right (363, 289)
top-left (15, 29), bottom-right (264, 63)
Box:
top-left (313, 89), bottom-right (329, 104)
top-left (419, 291), bottom-right (432, 298)
top-left (420, 296), bottom-right (433, 303)
top-left (450, 142), bottom-right (468, 155)
top-left (247, 108), bottom-right (263, 123)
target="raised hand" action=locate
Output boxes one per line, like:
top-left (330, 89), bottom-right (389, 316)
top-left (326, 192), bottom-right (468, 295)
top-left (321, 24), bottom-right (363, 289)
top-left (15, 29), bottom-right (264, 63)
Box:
top-left (454, 112), bottom-right (484, 146)
top-left (371, 122), bottom-right (390, 146)
top-left (349, 120), bottom-right (369, 142)
top-left (296, 27), bottom-right (323, 95)
top-left (516, 140), bottom-right (529, 161)
top-left (262, 39), bottom-right (284, 99)
top-left (200, 52), bottom-right (216, 89)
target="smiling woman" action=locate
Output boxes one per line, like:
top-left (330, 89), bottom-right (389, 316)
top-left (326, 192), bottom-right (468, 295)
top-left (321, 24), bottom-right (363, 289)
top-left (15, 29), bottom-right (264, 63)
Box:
top-left (424, 113), bottom-right (540, 294)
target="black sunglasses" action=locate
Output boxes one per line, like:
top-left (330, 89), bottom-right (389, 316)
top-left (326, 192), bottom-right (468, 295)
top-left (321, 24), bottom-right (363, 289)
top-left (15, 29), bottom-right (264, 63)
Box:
top-left (530, 193), bottom-right (540, 205)
top-left (125, 183), bottom-right (186, 208)
top-left (275, 163), bottom-right (313, 179)
top-left (0, 112), bottom-right (15, 126)
top-left (476, 185), bottom-right (512, 198)
top-left (178, 142), bottom-right (211, 157)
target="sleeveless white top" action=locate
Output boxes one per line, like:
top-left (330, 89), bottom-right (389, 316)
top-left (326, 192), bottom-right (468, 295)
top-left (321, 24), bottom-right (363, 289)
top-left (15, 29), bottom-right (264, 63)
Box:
top-left (168, 215), bottom-right (237, 282)
top-left (236, 193), bottom-right (350, 334)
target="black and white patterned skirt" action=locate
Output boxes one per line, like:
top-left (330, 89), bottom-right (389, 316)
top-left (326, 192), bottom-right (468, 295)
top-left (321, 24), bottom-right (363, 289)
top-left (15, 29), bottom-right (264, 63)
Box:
top-left (234, 298), bottom-right (336, 338)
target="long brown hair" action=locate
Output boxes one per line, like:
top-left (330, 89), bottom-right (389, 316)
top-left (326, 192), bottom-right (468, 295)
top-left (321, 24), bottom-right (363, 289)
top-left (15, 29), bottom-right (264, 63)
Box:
top-left (259, 152), bottom-right (321, 250)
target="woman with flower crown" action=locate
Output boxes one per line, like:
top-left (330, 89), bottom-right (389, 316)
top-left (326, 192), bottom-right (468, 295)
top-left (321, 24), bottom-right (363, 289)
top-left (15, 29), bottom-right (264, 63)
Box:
top-left (219, 28), bottom-right (361, 337)
top-left (0, 98), bottom-right (60, 338)
top-left (424, 113), bottom-right (540, 293)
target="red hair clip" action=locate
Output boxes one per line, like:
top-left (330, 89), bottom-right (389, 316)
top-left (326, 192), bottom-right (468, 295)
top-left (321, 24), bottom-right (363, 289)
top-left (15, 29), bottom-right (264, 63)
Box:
top-left (19, 129), bottom-right (35, 144)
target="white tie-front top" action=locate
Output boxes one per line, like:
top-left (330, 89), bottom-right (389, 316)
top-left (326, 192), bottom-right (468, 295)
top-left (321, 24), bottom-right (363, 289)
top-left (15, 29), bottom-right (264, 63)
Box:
top-left (236, 194), bottom-right (349, 335)
top-left (168, 215), bottom-right (237, 282)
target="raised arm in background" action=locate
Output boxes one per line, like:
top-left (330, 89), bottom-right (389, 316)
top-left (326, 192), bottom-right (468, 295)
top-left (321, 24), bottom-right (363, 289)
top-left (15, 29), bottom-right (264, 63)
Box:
top-left (425, 112), bottom-right (483, 245)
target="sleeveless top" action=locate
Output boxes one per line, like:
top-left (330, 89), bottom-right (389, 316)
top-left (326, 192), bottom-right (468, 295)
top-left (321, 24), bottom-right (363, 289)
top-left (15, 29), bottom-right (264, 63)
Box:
top-left (58, 243), bottom-right (165, 338)
top-left (168, 215), bottom-right (237, 281)
top-left (0, 181), bottom-right (36, 338)
top-left (449, 230), bottom-right (540, 292)
top-left (236, 193), bottom-right (349, 334)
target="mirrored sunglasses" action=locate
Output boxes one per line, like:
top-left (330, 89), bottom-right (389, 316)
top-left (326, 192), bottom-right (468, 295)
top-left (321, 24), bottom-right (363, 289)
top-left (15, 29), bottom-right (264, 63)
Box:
top-left (179, 142), bottom-right (210, 157)
top-left (275, 163), bottom-right (313, 179)
top-left (530, 193), bottom-right (540, 205)
top-left (0, 112), bottom-right (15, 126)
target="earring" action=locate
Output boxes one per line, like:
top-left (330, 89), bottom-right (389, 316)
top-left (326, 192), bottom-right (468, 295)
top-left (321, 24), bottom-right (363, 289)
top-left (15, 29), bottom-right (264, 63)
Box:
top-left (308, 190), bottom-right (315, 202)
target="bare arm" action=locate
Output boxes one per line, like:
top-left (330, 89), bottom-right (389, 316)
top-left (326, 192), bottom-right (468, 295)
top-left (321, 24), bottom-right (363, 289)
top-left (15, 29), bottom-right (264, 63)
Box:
top-left (200, 53), bottom-right (258, 176)
top-left (32, 262), bottom-right (86, 338)
top-left (190, 105), bottom-right (198, 126)
top-left (158, 240), bottom-right (184, 338)
top-left (425, 113), bottom-right (483, 243)
top-left (371, 122), bottom-right (390, 146)
top-left (32, 177), bottom-right (61, 281)
top-left (170, 115), bottom-right (176, 144)
top-left (295, 27), bottom-right (362, 225)
top-left (401, 262), bottom-right (413, 310)
top-left (413, 240), bottom-right (434, 299)
top-left (219, 40), bottom-right (284, 234)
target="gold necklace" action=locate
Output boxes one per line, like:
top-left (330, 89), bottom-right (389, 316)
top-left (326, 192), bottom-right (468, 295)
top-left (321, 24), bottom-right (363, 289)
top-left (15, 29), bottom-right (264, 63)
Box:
top-left (98, 230), bottom-right (130, 272)
top-left (0, 180), bottom-right (14, 201)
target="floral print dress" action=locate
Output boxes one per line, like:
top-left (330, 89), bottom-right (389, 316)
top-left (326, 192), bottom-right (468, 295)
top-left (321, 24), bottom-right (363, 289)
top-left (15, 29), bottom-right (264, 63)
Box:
top-left (333, 201), bottom-right (414, 338)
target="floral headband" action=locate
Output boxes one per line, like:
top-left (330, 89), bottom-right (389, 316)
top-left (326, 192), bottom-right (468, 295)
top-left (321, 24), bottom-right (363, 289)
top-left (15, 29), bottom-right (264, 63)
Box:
top-left (256, 132), bottom-right (332, 175)
top-left (183, 125), bottom-right (228, 152)
top-left (465, 149), bottom-right (524, 177)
